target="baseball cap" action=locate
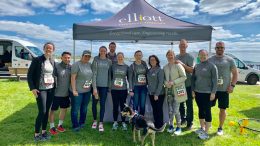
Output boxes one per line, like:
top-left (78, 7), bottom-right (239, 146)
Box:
top-left (82, 50), bottom-right (91, 56)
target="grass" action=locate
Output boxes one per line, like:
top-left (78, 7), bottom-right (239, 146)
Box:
top-left (0, 79), bottom-right (259, 146)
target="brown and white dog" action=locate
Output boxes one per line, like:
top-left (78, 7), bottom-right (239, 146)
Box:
top-left (121, 104), bottom-right (166, 146)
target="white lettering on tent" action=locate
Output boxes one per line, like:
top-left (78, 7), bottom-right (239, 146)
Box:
top-left (119, 13), bottom-right (163, 24)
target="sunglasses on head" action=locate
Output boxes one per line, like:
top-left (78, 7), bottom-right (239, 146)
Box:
top-left (216, 47), bottom-right (224, 49)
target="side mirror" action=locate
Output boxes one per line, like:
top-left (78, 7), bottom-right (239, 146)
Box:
top-left (244, 66), bottom-right (249, 70)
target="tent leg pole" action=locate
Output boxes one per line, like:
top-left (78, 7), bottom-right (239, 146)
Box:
top-left (209, 40), bottom-right (212, 55)
top-left (171, 42), bottom-right (173, 51)
top-left (73, 40), bottom-right (76, 63)
top-left (90, 41), bottom-right (93, 53)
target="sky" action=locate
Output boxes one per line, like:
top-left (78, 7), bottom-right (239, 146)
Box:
top-left (0, 0), bottom-right (260, 62)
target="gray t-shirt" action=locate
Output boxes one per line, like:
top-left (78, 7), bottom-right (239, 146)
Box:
top-left (92, 56), bottom-right (112, 89)
top-left (55, 62), bottom-right (71, 97)
top-left (129, 62), bottom-right (148, 90)
top-left (192, 60), bottom-right (218, 94)
top-left (147, 67), bottom-right (165, 96)
top-left (176, 53), bottom-right (194, 87)
top-left (39, 59), bottom-right (54, 90)
top-left (111, 63), bottom-right (129, 90)
top-left (208, 55), bottom-right (236, 92)
top-left (70, 61), bottom-right (93, 93)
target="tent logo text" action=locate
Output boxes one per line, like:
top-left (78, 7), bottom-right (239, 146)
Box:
top-left (118, 13), bottom-right (164, 25)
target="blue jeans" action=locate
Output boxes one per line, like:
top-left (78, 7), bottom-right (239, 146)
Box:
top-left (133, 85), bottom-right (147, 115)
top-left (71, 91), bottom-right (91, 128)
top-left (92, 87), bottom-right (108, 122)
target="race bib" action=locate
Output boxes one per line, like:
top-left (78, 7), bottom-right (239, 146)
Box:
top-left (218, 78), bottom-right (223, 85)
top-left (114, 78), bottom-right (123, 88)
top-left (137, 75), bottom-right (146, 84)
top-left (44, 75), bottom-right (54, 84)
top-left (176, 85), bottom-right (186, 97)
top-left (83, 80), bottom-right (92, 89)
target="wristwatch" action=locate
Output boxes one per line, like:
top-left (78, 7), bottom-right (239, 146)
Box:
top-left (231, 84), bottom-right (235, 88)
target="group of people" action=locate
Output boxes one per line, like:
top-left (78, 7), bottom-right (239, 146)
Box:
top-left (27, 39), bottom-right (238, 141)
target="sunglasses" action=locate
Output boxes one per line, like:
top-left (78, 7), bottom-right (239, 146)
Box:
top-left (216, 47), bottom-right (225, 49)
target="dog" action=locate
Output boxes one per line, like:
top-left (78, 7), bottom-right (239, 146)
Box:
top-left (121, 104), bottom-right (166, 146)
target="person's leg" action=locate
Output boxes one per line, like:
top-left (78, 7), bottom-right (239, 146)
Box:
top-left (139, 86), bottom-right (147, 116)
top-left (111, 90), bottom-right (120, 122)
top-left (186, 86), bottom-right (193, 128)
top-left (195, 92), bottom-right (206, 129)
top-left (42, 89), bottom-right (54, 133)
top-left (157, 95), bottom-right (165, 128)
top-left (179, 102), bottom-right (186, 124)
top-left (133, 86), bottom-right (139, 112)
top-left (92, 90), bottom-right (98, 121)
top-left (99, 87), bottom-right (108, 123)
top-left (205, 93), bottom-right (212, 133)
top-left (35, 91), bottom-right (45, 136)
top-left (119, 90), bottom-right (128, 123)
top-left (149, 95), bottom-right (157, 125)
top-left (218, 92), bottom-right (229, 129)
top-left (49, 96), bottom-right (59, 129)
top-left (58, 96), bottom-right (70, 127)
top-left (71, 93), bottom-right (83, 129)
top-left (79, 92), bottom-right (91, 127)
top-left (173, 100), bottom-right (182, 135)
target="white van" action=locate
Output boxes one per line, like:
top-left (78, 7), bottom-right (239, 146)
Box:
top-left (0, 38), bottom-right (43, 75)
top-left (191, 52), bottom-right (260, 85)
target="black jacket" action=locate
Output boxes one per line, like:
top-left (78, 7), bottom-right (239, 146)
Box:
top-left (27, 55), bottom-right (57, 91)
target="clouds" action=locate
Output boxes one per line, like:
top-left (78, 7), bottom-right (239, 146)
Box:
top-left (241, 0), bottom-right (260, 19)
top-left (212, 27), bottom-right (243, 40)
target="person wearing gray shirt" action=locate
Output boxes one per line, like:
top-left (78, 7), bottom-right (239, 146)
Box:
top-left (91, 46), bottom-right (112, 132)
top-left (49, 52), bottom-right (71, 135)
top-left (70, 50), bottom-right (93, 131)
top-left (191, 49), bottom-right (218, 140)
top-left (147, 55), bottom-right (165, 129)
top-left (208, 41), bottom-right (238, 136)
top-left (111, 52), bottom-right (129, 131)
top-left (107, 42), bottom-right (117, 64)
top-left (176, 39), bottom-right (195, 129)
top-left (129, 50), bottom-right (148, 116)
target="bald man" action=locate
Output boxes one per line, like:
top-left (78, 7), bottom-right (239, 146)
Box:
top-left (175, 39), bottom-right (195, 130)
top-left (208, 41), bottom-right (238, 135)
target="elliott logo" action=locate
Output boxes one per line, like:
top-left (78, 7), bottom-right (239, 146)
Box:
top-left (119, 13), bottom-right (163, 23)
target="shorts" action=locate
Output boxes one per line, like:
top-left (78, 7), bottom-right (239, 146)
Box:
top-left (51, 96), bottom-right (70, 110)
top-left (211, 91), bottom-right (229, 109)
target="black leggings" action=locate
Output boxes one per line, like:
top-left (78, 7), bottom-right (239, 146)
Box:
top-left (149, 94), bottom-right (165, 129)
top-left (195, 92), bottom-right (212, 122)
top-left (111, 90), bottom-right (127, 122)
top-left (35, 89), bottom-right (54, 133)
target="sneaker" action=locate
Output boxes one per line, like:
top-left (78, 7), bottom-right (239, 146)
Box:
top-left (99, 123), bottom-right (104, 132)
top-left (217, 128), bottom-right (224, 136)
top-left (112, 122), bottom-right (118, 130)
top-left (167, 125), bottom-right (174, 133)
top-left (49, 127), bottom-right (58, 135)
top-left (80, 124), bottom-right (85, 129)
top-left (198, 131), bottom-right (209, 140)
top-left (92, 121), bottom-right (97, 129)
top-left (73, 127), bottom-right (80, 132)
top-left (195, 128), bottom-right (205, 135)
top-left (57, 125), bottom-right (65, 132)
top-left (34, 135), bottom-right (42, 142)
top-left (122, 122), bottom-right (127, 131)
top-left (174, 127), bottom-right (182, 135)
top-left (41, 132), bottom-right (51, 141)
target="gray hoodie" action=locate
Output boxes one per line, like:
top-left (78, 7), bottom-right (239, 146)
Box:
top-left (147, 66), bottom-right (165, 96)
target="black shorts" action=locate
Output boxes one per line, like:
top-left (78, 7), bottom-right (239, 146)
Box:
top-left (51, 96), bottom-right (70, 111)
top-left (211, 91), bottom-right (229, 109)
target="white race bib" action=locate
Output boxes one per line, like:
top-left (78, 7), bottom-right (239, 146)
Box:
top-left (176, 85), bottom-right (186, 97)
top-left (137, 75), bottom-right (146, 84)
top-left (44, 75), bottom-right (54, 84)
top-left (114, 78), bottom-right (123, 88)
top-left (218, 78), bottom-right (223, 85)
top-left (83, 80), bottom-right (92, 89)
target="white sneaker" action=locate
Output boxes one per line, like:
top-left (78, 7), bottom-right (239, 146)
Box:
top-left (198, 131), bottom-right (209, 140)
top-left (92, 121), bottom-right (97, 129)
top-left (217, 128), bottom-right (223, 136)
top-left (195, 128), bottom-right (205, 135)
top-left (167, 125), bottom-right (174, 133)
top-left (174, 127), bottom-right (182, 135)
top-left (99, 123), bottom-right (104, 132)
top-left (122, 122), bottom-right (127, 131)
top-left (112, 122), bottom-right (118, 130)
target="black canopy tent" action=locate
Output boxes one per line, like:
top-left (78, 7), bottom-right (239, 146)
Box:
top-left (72, 0), bottom-right (213, 61)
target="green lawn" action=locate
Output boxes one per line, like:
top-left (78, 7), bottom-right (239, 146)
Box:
top-left (0, 79), bottom-right (259, 146)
